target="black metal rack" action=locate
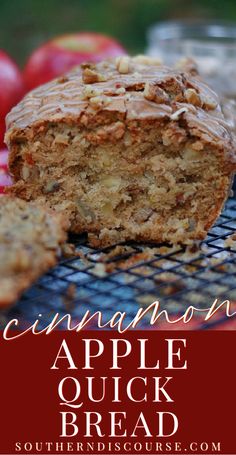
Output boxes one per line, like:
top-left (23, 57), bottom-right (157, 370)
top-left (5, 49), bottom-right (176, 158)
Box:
top-left (1, 198), bottom-right (236, 330)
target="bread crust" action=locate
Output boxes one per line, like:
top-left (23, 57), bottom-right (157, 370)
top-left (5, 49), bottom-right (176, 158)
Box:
top-left (6, 56), bottom-right (236, 159)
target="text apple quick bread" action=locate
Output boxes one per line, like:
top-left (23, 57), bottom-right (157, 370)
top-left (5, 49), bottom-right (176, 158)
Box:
top-left (5, 56), bottom-right (236, 246)
top-left (0, 196), bottom-right (68, 306)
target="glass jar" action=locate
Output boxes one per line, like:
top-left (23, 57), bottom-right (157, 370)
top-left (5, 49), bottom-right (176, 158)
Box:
top-left (147, 21), bottom-right (236, 99)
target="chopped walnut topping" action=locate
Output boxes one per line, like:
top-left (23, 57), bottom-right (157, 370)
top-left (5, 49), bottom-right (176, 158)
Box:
top-left (89, 95), bottom-right (111, 109)
top-left (82, 85), bottom-right (100, 99)
top-left (144, 82), bottom-right (169, 103)
top-left (82, 67), bottom-right (107, 84)
top-left (143, 82), bottom-right (156, 101)
top-left (89, 96), bottom-right (103, 108)
top-left (185, 88), bottom-right (202, 107)
top-left (116, 56), bottom-right (130, 74)
top-left (201, 94), bottom-right (218, 110)
top-left (133, 55), bottom-right (162, 66)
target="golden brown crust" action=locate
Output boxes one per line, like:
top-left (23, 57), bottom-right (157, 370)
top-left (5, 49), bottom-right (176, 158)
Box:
top-left (5, 55), bottom-right (236, 164)
top-left (0, 196), bottom-right (69, 307)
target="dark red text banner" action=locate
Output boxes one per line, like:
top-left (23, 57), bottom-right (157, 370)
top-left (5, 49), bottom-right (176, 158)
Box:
top-left (0, 331), bottom-right (235, 455)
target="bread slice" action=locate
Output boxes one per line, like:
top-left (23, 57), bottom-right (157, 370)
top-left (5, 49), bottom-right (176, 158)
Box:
top-left (0, 196), bottom-right (68, 306)
top-left (5, 55), bottom-right (236, 247)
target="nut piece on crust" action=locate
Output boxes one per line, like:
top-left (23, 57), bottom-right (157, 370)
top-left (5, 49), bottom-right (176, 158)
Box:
top-left (5, 56), bottom-right (236, 247)
top-left (0, 196), bottom-right (69, 307)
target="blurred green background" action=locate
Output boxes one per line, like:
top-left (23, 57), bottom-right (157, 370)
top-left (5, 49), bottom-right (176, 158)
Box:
top-left (1, 0), bottom-right (236, 66)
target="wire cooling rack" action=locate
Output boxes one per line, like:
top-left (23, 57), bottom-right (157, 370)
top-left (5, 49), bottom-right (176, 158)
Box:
top-left (1, 198), bottom-right (236, 331)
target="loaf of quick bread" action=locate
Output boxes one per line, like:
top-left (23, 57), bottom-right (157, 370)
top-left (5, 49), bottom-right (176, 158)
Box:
top-left (5, 55), bottom-right (236, 246)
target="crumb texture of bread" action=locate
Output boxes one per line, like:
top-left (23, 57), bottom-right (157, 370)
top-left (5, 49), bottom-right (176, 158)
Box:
top-left (5, 55), bottom-right (236, 247)
top-left (0, 196), bottom-right (68, 307)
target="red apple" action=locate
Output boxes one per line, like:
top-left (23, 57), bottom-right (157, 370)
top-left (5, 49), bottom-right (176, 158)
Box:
top-left (23, 32), bottom-right (127, 90)
top-left (0, 51), bottom-right (25, 148)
